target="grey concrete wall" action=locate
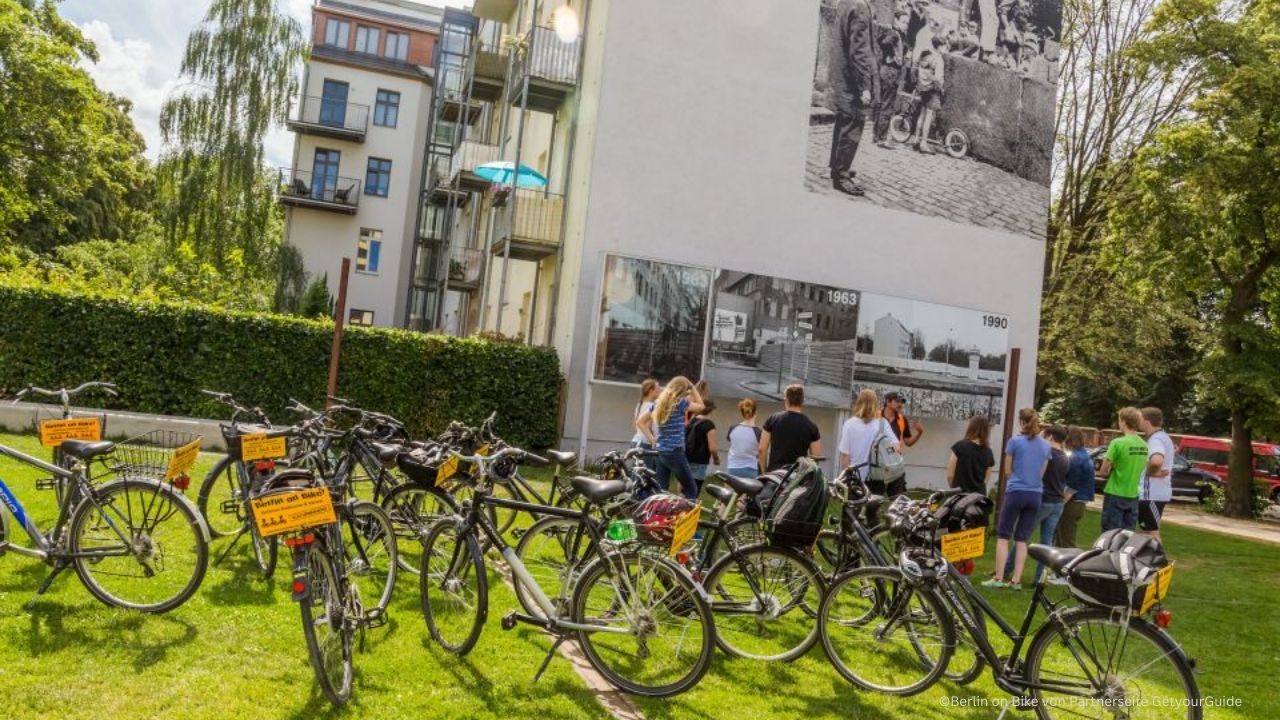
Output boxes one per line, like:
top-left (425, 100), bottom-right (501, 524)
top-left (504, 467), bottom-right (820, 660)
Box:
top-left (0, 402), bottom-right (230, 451)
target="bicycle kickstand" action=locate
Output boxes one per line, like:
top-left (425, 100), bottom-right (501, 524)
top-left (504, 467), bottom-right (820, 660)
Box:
top-left (533, 634), bottom-right (568, 683)
top-left (26, 560), bottom-right (71, 607)
top-left (213, 526), bottom-right (250, 566)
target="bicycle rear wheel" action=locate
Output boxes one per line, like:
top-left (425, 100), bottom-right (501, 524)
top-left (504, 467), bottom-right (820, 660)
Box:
top-left (197, 457), bottom-right (244, 538)
top-left (346, 501), bottom-right (398, 615)
top-left (419, 517), bottom-right (487, 655)
top-left (300, 543), bottom-right (353, 705)
top-left (70, 478), bottom-right (209, 613)
top-left (1025, 607), bottom-right (1201, 719)
top-left (818, 566), bottom-right (953, 696)
top-left (571, 550), bottom-right (715, 697)
top-left (381, 482), bottom-right (455, 575)
top-left (702, 543), bottom-right (824, 661)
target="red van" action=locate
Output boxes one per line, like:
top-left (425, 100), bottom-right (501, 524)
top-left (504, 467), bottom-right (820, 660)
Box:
top-left (1174, 435), bottom-right (1280, 502)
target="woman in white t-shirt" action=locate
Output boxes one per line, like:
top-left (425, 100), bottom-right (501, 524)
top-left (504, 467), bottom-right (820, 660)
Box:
top-left (838, 389), bottom-right (898, 479)
top-left (725, 398), bottom-right (762, 479)
top-left (631, 379), bottom-right (660, 447)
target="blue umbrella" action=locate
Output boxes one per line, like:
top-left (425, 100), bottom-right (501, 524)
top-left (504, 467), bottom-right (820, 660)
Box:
top-left (473, 161), bottom-right (548, 189)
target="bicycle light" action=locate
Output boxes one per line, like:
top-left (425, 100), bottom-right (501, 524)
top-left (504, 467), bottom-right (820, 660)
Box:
top-left (1155, 609), bottom-right (1173, 629)
top-left (291, 577), bottom-right (310, 600)
top-left (171, 474), bottom-right (190, 491)
top-left (954, 558), bottom-right (976, 576)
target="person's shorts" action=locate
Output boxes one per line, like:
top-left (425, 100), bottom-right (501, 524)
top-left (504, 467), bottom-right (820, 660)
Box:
top-left (997, 490), bottom-right (1042, 542)
top-left (1138, 500), bottom-right (1168, 531)
top-left (920, 88), bottom-right (943, 110)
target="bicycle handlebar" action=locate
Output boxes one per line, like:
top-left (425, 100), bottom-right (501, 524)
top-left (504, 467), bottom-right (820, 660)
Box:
top-left (13, 381), bottom-right (119, 404)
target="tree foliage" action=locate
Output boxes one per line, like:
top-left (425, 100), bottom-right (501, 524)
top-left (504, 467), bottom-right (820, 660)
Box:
top-left (1113, 0), bottom-right (1280, 517)
top-left (0, 0), bottom-right (151, 250)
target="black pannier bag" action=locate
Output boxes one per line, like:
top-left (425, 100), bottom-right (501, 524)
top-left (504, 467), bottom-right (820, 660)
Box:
top-left (933, 492), bottom-right (994, 532)
top-left (744, 468), bottom-right (788, 518)
top-left (1067, 529), bottom-right (1171, 610)
top-left (765, 458), bottom-right (829, 548)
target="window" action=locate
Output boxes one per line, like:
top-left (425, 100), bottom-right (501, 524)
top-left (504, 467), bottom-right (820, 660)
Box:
top-left (348, 309), bottom-right (374, 326)
top-left (384, 31), bottom-right (409, 61)
top-left (373, 89), bottom-right (400, 127)
top-left (356, 229), bottom-right (382, 273)
top-left (324, 18), bottom-right (350, 48)
top-left (319, 79), bottom-right (349, 127)
top-left (354, 25), bottom-right (380, 54)
top-left (364, 157), bottom-right (392, 197)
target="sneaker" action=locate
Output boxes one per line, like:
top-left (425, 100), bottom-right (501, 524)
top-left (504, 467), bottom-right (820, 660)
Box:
top-left (1009, 582), bottom-right (1023, 591)
top-left (980, 578), bottom-right (1010, 589)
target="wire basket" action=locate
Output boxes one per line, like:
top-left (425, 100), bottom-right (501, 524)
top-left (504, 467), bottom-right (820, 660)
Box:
top-left (111, 430), bottom-right (204, 482)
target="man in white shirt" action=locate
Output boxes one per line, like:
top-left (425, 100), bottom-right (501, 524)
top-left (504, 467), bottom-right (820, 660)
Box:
top-left (1139, 406), bottom-right (1175, 542)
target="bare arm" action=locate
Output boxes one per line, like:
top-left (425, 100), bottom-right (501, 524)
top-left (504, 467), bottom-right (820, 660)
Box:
top-left (904, 418), bottom-right (924, 447)
top-left (1099, 459), bottom-right (1114, 478)
top-left (686, 387), bottom-right (706, 415)
top-left (1003, 454), bottom-right (1014, 480)
top-left (636, 409), bottom-right (657, 446)
top-left (758, 429), bottom-right (772, 470)
top-left (946, 452), bottom-right (958, 487)
top-left (1146, 453), bottom-right (1167, 478)
top-left (707, 428), bottom-right (720, 466)
top-left (809, 439), bottom-right (823, 459)
top-left (838, 451), bottom-right (851, 469)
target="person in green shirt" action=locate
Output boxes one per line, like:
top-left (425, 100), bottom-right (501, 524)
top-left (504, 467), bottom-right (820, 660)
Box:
top-left (1099, 407), bottom-right (1148, 532)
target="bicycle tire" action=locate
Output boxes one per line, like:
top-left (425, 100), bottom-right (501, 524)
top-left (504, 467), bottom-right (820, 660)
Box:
top-left (346, 501), bottom-right (398, 615)
top-left (699, 515), bottom-right (765, 572)
top-left (419, 517), bottom-right (488, 656)
top-left (818, 565), bottom-right (953, 696)
top-left (197, 456), bottom-right (244, 538)
top-left (381, 482), bottom-right (456, 575)
top-left (571, 550), bottom-right (715, 697)
top-left (250, 522), bottom-right (279, 579)
top-left (941, 588), bottom-right (986, 685)
top-left (70, 478), bottom-right (210, 613)
top-left (512, 515), bottom-right (592, 617)
top-left (1024, 606), bottom-right (1201, 719)
top-left (702, 543), bottom-right (824, 661)
top-left (299, 543), bottom-right (353, 705)
top-left (889, 114), bottom-right (913, 143)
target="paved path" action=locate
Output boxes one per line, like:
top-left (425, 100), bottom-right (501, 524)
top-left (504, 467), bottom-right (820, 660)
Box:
top-left (805, 119), bottom-right (1049, 240)
top-left (1085, 499), bottom-right (1280, 546)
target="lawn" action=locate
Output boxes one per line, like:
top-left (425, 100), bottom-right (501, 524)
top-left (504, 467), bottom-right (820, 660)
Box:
top-left (0, 430), bottom-right (1274, 719)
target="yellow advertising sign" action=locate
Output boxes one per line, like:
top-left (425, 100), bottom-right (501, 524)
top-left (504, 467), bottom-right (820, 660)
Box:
top-left (39, 417), bottom-right (101, 448)
top-left (251, 487), bottom-right (337, 538)
top-left (436, 455), bottom-right (460, 488)
top-left (940, 527), bottom-right (987, 563)
top-left (164, 437), bottom-right (203, 480)
top-left (669, 505), bottom-right (702, 557)
top-left (1140, 564), bottom-right (1175, 614)
top-left (241, 432), bottom-right (288, 462)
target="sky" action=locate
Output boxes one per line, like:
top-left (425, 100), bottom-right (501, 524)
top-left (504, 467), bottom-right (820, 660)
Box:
top-left (59, 0), bottom-right (471, 168)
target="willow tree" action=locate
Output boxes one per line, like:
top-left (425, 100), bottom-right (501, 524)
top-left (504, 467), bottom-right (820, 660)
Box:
top-left (158, 0), bottom-right (307, 272)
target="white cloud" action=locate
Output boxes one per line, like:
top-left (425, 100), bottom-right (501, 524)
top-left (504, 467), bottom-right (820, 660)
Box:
top-left (76, 19), bottom-right (178, 159)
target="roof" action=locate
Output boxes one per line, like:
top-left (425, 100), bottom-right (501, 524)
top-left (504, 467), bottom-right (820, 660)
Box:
top-left (317, 0), bottom-right (444, 31)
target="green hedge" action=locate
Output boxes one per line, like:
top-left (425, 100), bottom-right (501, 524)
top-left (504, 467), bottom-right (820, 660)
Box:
top-left (0, 283), bottom-right (562, 448)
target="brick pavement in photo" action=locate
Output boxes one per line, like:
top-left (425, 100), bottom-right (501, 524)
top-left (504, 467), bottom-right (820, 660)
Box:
top-left (805, 120), bottom-right (1049, 241)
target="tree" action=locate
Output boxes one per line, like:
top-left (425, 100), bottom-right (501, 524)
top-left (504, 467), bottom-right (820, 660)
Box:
top-left (158, 0), bottom-right (307, 271)
top-left (0, 0), bottom-right (151, 250)
top-left (1115, 0), bottom-right (1280, 518)
top-left (298, 275), bottom-right (334, 319)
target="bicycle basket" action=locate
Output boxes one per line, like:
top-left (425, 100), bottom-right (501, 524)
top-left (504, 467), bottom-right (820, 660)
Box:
top-left (111, 430), bottom-right (203, 485)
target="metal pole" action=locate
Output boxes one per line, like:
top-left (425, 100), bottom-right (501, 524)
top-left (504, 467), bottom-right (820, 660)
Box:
top-left (327, 258), bottom-right (352, 406)
top-left (496, 0), bottom-right (539, 337)
top-left (995, 347), bottom-right (1022, 514)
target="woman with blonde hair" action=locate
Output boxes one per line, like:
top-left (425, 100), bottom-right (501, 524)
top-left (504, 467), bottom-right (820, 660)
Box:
top-left (636, 376), bottom-right (706, 499)
top-left (838, 389), bottom-right (898, 526)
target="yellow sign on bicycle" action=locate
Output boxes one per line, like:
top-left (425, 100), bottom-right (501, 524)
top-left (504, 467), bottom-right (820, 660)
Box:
top-left (251, 487), bottom-right (337, 538)
top-left (435, 455), bottom-right (460, 487)
top-left (1140, 564), bottom-right (1175, 614)
top-left (669, 505), bottom-right (701, 557)
top-left (941, 527), bottom-right (987, 562)
top-left (241, 432), bottom-right (288, 461)
top-left (39, 417), bottom-right (101, 447)
top-left (164, 437), bottom-right (203, 480)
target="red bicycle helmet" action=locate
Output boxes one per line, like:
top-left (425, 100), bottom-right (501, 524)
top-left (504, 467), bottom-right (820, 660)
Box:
top-left (632, 493), bottom-right (697, 547)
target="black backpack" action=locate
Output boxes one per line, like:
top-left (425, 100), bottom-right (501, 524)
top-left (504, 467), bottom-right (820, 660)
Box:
top-left (745, 469), bottom-right (788, 518)
top-left (934, 492), bottom-right (994, 533)
top-left (765, 458), bottom-right (829, 548)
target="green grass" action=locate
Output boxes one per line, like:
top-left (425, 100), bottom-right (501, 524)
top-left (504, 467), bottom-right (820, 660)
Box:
top-left (0, 430), bottom-right (1274, 719)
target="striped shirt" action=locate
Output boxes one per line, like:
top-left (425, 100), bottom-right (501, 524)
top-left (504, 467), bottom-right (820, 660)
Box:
top-left (655, 398), bottom-right (690, 452)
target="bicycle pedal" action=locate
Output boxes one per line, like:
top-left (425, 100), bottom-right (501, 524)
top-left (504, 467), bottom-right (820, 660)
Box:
top-left (365, 608), bottom-right (387, 629)
top-left (501, 611), bottom-right (519, 631)
top-left (219, 500), bottom-right (240, 515)
top-left (35, 478), bottom-right (58, 491)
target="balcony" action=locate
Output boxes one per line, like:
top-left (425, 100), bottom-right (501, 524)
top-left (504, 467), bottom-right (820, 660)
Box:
top-left (286, 95), bottom-right (370, 142)
top-left (447, 246), bottom-right (486, 290)
top-left (512, 26), bottom-right (580, 112)
top-left (471, 42), bottom-right (507, 101)
top-left (491, 190), bottom-right (563, 261)
top-left (451, 140), bottom-right (501, 191)
top-left (277, 168), bottom-right (361, 214)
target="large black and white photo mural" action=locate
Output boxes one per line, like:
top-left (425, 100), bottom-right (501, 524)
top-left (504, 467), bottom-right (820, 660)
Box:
top-left (808, 0), bottom-right (1062, 240)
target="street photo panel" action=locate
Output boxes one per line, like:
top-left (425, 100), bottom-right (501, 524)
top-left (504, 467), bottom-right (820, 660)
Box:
top-left (808, 0), bottom-right (1063, 240)
top-left (593, 254), bottom-right (712, 384)
top-left (704, 270), bottom-right (862, 409)
top-left (853, 291), bottom-right (1009, 422)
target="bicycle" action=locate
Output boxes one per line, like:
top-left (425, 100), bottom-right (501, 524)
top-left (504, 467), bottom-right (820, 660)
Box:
top-left (0, 433), bottom-right (209, 612)
top-left (888, 89), bottom-right (970, 158)
top-left (418, 447), bottom-right (716, 697)
top-left (817, 490), bottom-right (1201, 718)
top-left (14, 381), bottom-right (119, 509)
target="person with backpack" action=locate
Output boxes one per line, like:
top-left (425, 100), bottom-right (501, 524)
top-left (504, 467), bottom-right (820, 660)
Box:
top-left (685, 399), bottom-right (720, 486)
top-left (983, 408), bottom-right (1051, 590)
top-left (881, 390), bottom-right (923, 499)
top-left (636, 376), bottom-right (706, 500)
top-left (725, 399), bottom-right (763, 479)
top-left (839, 389), bottom-right (898, 527)
top-left (759, 384), bottom-right (822, 472)
top-left (947, 414), bottom-right (995, 494)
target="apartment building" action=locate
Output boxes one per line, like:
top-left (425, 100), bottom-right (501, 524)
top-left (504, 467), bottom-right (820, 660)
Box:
top-left (279, 0), bottom-right (442, 329)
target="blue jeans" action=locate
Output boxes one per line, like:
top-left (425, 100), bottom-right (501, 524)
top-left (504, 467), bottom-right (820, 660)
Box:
top-left (656, 450), bottom-right (699, 500)
top-left (1101, 494), bottom-right (1138, 532)
top-left (727, 466), bottom-right (758, 479)
top-left (1003, 500), bottom-right (1064, 582)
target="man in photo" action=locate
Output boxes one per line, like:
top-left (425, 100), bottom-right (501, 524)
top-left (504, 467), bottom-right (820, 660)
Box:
top-left (759, 384), bottom-right (822, 471)
top-left (826, 0), bottom-right (880, 197)
top-left (873, 9), bottom-right (910, 149)
top-left (881, 390), bottom-right (924, 497)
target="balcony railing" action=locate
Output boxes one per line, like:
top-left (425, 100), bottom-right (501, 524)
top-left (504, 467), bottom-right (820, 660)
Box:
top-left (526, 25), bottom-right (580, 86)
top-left (494, 190), bottom-right (563, 259)
top-left (447, 246), bottom-right (486, 287)
top-left (277, 168), bottom-right (361, 214)
top-left (287, 95), bottom-right (370, 141)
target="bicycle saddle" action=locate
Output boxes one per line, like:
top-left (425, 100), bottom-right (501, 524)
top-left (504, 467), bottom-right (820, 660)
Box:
top-left (704, 483), bottom-right (735, 506)
top-left (1028, 544), bottom-right (1085, 574)
top-left (709, 471), bottom-right (764, 497)
top-left (546, 449), bottom-right (576, 466)
top-left (570, 475), bottom-right (626, 504)
top-left (370, 442), bottom-right (402, 465)
top-left (59, 439), bottom-right (115, 460)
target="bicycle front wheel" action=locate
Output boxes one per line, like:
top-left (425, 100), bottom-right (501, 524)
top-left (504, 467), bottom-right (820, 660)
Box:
top-left (513, 515), bottom-right (592, 618)
top-left (1025, 607), bottom-right (1201, 719)
top-left (818, 566), bottom-right (953, 696)
top-left (381, 482), bottom-right (455, 575)
top-left (197, 457), bottom-right (244, 538)
top-left (703, 543), bottom-right (824, 661)
top-left (419, 517), bottom-right (487, 655)
top-left (70, 478), bottom-right (209, 613)
top-left (300, 543), bottom-right (353, 705)
top-left (346, 501), bottom-right (398, 615)
top-left (572, 551), bottom-right (715, 697)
